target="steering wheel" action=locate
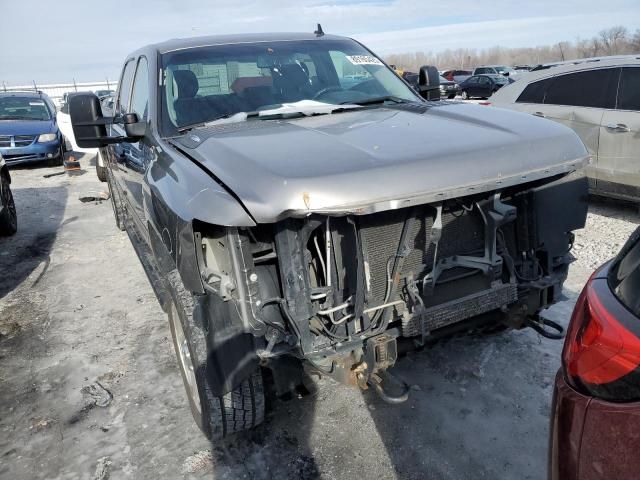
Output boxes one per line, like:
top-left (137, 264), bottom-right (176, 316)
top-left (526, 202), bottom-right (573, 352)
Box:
top-left (312, 86), bottom-right (344, 100)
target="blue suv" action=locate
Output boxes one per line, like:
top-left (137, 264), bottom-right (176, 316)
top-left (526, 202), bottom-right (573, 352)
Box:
top-left (0, 91), bottom-right (65, 166)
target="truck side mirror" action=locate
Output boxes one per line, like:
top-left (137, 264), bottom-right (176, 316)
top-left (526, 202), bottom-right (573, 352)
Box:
top-left (418, 65), bottom-right (440, 101)
top-left (123, 113), bottom-right (146, 138)
top-left (70, 93), bottom-right (143, 147)
top-left (69, 93), bottom-right (111, 148)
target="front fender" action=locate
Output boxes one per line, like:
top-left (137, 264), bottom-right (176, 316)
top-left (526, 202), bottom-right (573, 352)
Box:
top-left (144, 140), bottom-right (256, 294)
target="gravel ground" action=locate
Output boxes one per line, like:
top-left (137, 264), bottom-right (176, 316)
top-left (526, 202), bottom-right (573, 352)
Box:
top-left (0, 124), bottom-right (638, 479)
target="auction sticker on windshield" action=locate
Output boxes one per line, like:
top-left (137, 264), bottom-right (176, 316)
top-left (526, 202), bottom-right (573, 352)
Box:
top-left (345, 55), bottom-right (383, 66)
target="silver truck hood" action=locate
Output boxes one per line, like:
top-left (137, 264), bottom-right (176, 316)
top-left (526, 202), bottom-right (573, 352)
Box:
top-left (175, 103), bottom-right (588, 223)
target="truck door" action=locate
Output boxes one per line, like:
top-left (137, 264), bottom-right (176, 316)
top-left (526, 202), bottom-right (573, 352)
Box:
top-left (535, 68), bottom-right (618, 186)
top-left (598, 66), bottom-right (640, 201)
top-left (109, 59), bottom-right (136, 216)
top-left (121, 56), bottom-right (151, 229)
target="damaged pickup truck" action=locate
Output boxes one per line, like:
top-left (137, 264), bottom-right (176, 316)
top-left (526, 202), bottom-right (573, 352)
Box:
top-left (70, 31), bottom-right (589, 439)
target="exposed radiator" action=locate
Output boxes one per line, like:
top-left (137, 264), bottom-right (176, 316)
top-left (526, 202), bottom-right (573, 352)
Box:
top-left (359, 206), bottom-right (485, 305)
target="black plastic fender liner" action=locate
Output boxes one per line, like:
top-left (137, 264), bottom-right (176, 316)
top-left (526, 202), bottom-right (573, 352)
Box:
top-left (194, 289), bottom-right (262, 397)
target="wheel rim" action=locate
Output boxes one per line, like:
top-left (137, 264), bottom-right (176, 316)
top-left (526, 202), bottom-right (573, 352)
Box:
top-left (169, 302), bottom-right (202, 415)
top-left (1, 179), bottom-right (16, 229)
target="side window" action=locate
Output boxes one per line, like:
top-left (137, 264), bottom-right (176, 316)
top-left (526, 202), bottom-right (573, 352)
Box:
top-left (479, 76), bottom-right (490, 85)
top-left (130, 57), bottom-right (149, 120)
top-left (544, 68), bottom-right (618, 109)
top-left (469, 76), bottom-right (479, 84)
top-left (117, 60), bottom-right (136, 114)
top-left (617, 67), bottom-right (640, 111)
top-left (476, 68), bottom-right (487, 74)
top-left (516, 77), bottom-right (553, 104)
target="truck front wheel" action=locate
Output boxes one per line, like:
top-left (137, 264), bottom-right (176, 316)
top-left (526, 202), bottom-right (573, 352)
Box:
top-left (167, 272), bottom-right (265, 439)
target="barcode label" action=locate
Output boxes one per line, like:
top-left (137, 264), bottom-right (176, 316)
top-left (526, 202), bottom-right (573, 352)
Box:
top-left (345, 55), bottom-right (383, 66)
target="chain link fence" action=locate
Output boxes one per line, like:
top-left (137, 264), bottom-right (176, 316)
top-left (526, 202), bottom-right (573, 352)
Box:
top-left (1, 80), bottom-right (118, 107)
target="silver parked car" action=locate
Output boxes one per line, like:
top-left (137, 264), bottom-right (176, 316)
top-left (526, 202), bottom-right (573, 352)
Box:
top-left (491, 56), bottom-right (640, 203)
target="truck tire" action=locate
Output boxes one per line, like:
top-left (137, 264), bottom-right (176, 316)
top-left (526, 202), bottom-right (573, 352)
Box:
top-left (96, 150), bottom-right (107, 182)
top-left (106, 168), bottom-right (126, 231)
top-left (0, 172), bottom-right (17, 236)
top-left (166, 271), bottom-right (265, 440)
top-left (48, 144), bottom-right (65, 167)
top-left (96, 164), bottom-right (107, 182)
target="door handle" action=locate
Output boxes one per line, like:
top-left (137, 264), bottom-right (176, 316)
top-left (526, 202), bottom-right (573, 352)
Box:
top-left (605, 123), bottom-right (630, 132)
top-left (533, 111), bottom-right (545, 118)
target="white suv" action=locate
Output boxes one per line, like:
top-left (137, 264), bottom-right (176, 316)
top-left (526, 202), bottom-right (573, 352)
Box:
top-left (490, 56), bottom-right (640, 204)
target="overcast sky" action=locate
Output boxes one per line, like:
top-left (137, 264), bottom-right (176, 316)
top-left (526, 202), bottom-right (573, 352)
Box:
top-left (1, 0), bottom-right (639, 85)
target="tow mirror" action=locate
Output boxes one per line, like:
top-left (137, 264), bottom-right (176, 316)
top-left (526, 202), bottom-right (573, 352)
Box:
top-left (69, 93), bottom-right (143, 148)
top-left (418, 65), bottom-right (440, 100)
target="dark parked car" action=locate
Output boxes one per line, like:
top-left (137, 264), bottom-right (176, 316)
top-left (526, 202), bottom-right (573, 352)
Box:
top-left (0, 91), bottom-right (65, 166)
top-left (459, 74), bottom-right (512, 99)
top-left (95, 89), bottom-right (115, 99)
top-left (70, 31), bottom-right (588, 441)
top-left (438, 76), bottom-right (461, 99)
top-left (0, 153), bottom-right (17, 236)
top-left (550, 226), bottom-right (640, 480)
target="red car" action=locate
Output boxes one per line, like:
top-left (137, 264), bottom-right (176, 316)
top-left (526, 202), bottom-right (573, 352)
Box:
top-left (550, 226), bottom-right (640, 479)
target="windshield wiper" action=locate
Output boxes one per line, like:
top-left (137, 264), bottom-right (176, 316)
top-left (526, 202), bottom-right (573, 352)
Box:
top-left (178, 111), bottom-right (259, 133)
top-left (340, 96), bottom-right (409, 106)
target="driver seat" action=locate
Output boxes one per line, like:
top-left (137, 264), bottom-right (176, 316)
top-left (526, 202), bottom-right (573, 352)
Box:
top-left (272, 63), bottom-right (313, 102)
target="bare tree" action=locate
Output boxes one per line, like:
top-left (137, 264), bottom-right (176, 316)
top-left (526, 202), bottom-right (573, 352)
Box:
top-left (631, 29), bottom-right (640, 52)
top-left (575, 38), bottom-right (592, 58)
top-left (385, 25), bottom-right (636, 71)
top-left (599, 26), bottom-right (628, 55)
top-left (557, 41), bottom-right (570, 61)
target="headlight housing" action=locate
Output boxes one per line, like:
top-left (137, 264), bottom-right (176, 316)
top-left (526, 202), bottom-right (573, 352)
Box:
top-left (37, 133), bottom-right (57, 143)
